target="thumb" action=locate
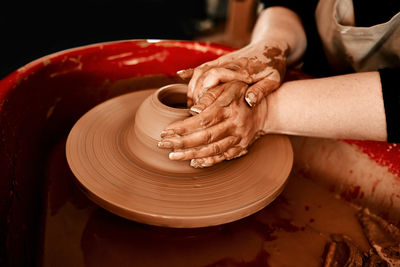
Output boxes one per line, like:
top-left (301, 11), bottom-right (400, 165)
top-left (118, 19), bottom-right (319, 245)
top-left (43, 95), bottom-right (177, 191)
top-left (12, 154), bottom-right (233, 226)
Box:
top-left (245, 78), bottom-right (280, 107)
top-left (177, 68), bottom-right (194, 80)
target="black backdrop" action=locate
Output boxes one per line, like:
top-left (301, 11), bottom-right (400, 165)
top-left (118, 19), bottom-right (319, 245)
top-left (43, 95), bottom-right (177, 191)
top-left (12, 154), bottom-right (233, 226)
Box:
top-left (1, 0), bottom-right (207, 79)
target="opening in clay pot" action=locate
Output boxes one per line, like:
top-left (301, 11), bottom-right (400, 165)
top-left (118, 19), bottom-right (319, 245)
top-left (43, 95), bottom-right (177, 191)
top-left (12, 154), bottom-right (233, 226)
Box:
top-left (157, 86), bottom-right (187, 109)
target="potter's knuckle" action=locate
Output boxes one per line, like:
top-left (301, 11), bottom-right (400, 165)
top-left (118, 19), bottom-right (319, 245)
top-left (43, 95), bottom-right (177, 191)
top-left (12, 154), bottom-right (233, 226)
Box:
top-left (212, 143), bottom-right (222, 155)
top-left (237, 142), bottom-right (248, 150)
top-left (231, 136), bottom-right (241, 145)
top-left (179, 139), bottom-right (190, 149)
top-left (245, 75), bottom-right (254, 84)
top-left (223, 151), bottom-right (231, 159)
top-left (225, 63), bottom-right (241, 71)
top-left (198, 63), bottom-right (209, 70)
top-left (237, 58), bottom-right (248, 65)
top-left (174, 127), bottom-right (186, 136)
top-left (204, 131), bottom-right (213, 144)
top-left (209, 69), bottom-right (223, 79)
top-left (224, 136), bottom-right (234, 146)
top-left (223, 150), bottom-right (236, 160)
top-left (201, 94), bottom-right (215, 105)
top-left (224, 107), bottom-right (233, 118)
top-left (206, 90), bottom-right (218, 101)
top-left (208, 68), bottom-right (218, 76)
top-left (200, 117), bottom-right (212, 128)
top-left (218, 110), bottom-right (227, 122)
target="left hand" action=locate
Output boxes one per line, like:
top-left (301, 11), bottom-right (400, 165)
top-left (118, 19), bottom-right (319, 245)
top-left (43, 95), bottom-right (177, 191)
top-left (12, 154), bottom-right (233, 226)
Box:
top-left (178, 43), bottom-right (288, 111)
top-left (158, 80), bottom-right (268, 168)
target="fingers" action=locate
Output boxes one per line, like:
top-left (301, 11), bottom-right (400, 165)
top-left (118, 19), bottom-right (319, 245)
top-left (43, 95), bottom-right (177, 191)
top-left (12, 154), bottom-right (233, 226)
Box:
top-left (177, 69), bottom-right (195, 106)
top-left (160, 105), bottom-right (227, 138)
top-left (159, 120), bottom-right (232, 150)
top-left (245, 77), bottom-right (280, 107)
top-left (187, 64), bottom-right (213, 107)
top-left (193, 68), bottom-right (252, 103)
top-left (190, 80), bottom-right (247, 114)
top-left (190, 154), bottom-right (225, 168)
top-left (177, 68), bottom-right (194, 80)
top-left (189, 84), bottom-right (225, 114)
top-left (190, 146), bottom-right (248, 168)
top-left (168, 136), bottom-right (240, 160)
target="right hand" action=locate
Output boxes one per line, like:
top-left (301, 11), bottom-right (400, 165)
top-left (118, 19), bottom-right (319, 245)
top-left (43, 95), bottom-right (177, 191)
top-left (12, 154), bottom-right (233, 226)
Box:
top-left (158, 80), bottom-right (269, 168)
top-left (178, 42), bottom-right (288, 112)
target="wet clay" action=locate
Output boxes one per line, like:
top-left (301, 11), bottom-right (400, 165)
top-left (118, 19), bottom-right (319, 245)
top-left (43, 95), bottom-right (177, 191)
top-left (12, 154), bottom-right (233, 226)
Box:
top-left (66, 84), bottom-right (293, 227)
top-left (43, 139), bottom-right (374, 267)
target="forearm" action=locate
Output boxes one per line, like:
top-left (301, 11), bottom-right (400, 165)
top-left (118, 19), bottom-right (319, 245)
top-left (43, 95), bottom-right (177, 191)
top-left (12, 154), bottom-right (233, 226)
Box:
top-left (265, 72), bottom-right (387, 141)
top-left (250, 6), bottom-right (307, 65)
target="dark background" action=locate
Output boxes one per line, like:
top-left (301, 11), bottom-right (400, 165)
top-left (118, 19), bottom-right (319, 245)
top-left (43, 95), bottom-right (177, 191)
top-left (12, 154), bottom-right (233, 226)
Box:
top-left (1, 1), bottom-right (210, 79)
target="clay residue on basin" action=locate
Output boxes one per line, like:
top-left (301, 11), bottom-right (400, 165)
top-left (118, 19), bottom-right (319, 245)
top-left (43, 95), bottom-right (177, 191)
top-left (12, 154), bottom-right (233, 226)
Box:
top-left (42, 137), bottom-right (378, 267)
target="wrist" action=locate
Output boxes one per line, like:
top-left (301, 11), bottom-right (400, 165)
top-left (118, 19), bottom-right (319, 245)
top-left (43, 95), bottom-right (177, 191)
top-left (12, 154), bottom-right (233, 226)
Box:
top-left (262, 94), bottom-right (273, 134)
top-left (256, 94), bottom-right (275, 135)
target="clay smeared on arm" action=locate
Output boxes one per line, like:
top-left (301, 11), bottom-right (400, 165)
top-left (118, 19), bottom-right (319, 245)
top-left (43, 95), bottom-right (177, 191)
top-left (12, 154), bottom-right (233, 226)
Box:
top-left (178, 5), bottom-right (307, 114)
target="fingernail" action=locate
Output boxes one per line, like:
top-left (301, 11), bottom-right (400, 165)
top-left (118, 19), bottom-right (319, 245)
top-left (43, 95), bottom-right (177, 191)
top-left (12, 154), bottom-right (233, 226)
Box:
top-left (177, 68), bottom-right (194, 78)
top-left (190, 105), bottom-right (203, 115)
top-left (201, 162), bottom-right (210, 168)
top-left (169, 151), bottom-right (185, 160)
top-left (190, 159), bottom-right (204, 168)
top-left (160, 129), bottom-right (174, 138)
top-left (158, 141), bottom-right (173, 148)
top-left (245, 92), bottom-right (257, 107)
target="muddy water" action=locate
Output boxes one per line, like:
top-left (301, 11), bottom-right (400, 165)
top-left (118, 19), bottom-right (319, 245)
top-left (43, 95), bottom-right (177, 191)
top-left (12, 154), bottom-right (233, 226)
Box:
top-left (41, 139), bottom-right (371, 267)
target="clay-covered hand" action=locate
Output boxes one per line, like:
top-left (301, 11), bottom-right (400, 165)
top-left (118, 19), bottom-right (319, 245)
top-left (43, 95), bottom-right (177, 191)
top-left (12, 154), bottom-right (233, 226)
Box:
top-left (178, 43), bottom-right (287, 112)
top-left (158, 80), bottom-right (268, 168)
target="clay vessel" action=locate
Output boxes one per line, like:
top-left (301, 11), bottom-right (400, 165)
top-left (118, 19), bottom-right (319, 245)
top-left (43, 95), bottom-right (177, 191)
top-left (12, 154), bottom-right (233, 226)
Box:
top-left (127, 83), bottom-right (201, 173)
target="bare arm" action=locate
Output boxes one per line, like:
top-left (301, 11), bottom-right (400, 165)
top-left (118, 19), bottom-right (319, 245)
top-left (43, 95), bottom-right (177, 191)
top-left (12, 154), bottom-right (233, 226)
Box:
top-left (160, 71), bottom-right (387, 168)
top-left (265, 71), bottom-right (387, 140)
top-left (250, 6), bottom-right (306, 65)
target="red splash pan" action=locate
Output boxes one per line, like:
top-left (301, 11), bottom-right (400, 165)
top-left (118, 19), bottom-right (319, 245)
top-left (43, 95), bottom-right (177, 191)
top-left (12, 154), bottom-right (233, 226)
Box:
top-left (0, 40), bottom-right (234, 265)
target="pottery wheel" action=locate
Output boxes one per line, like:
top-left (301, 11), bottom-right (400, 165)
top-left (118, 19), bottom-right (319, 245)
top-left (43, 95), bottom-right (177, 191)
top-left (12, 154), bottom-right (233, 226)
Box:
top-left (66, 89), bottom-right (293, 228)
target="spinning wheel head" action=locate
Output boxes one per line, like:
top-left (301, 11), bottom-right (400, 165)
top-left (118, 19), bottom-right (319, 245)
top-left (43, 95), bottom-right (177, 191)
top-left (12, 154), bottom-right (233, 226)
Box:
top-left (66, 84), bottom-right (293, 228)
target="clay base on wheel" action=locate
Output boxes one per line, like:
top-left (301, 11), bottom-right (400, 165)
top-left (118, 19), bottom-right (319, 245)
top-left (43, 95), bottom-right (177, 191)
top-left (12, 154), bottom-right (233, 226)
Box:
top-left (66, 89), bottom-right (293, 228)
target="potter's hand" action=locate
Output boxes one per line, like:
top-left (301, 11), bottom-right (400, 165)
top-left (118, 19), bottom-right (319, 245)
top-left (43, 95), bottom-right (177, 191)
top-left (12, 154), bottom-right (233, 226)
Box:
top-left (178, 43), bottom-right (287, 111)
top-left (158, 81), bottom-right (268, 168)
